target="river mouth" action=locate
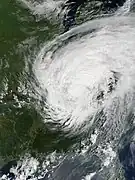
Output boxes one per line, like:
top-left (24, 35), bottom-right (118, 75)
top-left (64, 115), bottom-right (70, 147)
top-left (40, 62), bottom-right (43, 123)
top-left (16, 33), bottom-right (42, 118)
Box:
top-left (1, 0), bottom-right (135, 179)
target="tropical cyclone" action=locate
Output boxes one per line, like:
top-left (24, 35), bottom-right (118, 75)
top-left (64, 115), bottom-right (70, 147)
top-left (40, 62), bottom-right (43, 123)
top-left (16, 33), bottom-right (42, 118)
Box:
top-left (1, 13), bottom-right (135, 180)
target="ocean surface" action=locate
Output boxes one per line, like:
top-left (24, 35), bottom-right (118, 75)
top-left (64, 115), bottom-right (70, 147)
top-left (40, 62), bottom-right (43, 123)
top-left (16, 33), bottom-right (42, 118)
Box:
top-left (0, 0), bottom-right (135, 179)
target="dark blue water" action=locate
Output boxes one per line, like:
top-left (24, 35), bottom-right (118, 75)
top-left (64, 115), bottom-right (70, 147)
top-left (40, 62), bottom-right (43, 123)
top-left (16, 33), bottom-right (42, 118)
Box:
top-left (0, 0), bottom-right (135, 180)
